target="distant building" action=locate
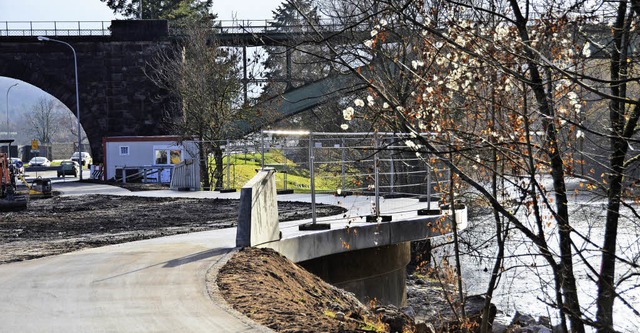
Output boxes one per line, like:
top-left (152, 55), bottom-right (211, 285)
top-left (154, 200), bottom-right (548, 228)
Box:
top-left (102, 136), bottom-right (199, 183)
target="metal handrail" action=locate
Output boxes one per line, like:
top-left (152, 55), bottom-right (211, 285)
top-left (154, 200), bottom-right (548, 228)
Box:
top-left (0, 21), bottom-right (112, 37)
top-left (0, 19), bottom-right (347, 37)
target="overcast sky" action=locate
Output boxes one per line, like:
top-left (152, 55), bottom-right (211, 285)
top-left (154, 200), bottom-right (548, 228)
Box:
top-left (0, 0), bottom-right (284, 21)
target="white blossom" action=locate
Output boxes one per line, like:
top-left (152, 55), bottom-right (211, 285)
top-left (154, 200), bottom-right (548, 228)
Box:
top-left (455, 35), bottom-right (467, 47)
top-left (366, 95), bottom-right (375, 106)
top-left (380, 19), bottom-right (388, 27)
top-left (576, 130), bottom-right (584, 139)
top-left (383, 102), bottom-right (390, 109)
top-left (343, 107), bottom-right (354, 120)
top-left (370, 29), bottom-right (379, 37)
top-left (354, 98), bottom-right (365, 107)
top-left (582, 42), bottom-right (591, 58)
top-left (405, 140), bottom-right (416, 149)
top-left (364, 39), bottom-right (373, 48)
top-left (340, 124), bottom-right (349, 130)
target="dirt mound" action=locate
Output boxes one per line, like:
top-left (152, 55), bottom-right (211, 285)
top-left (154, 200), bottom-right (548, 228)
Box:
top-left (216, 247), bottom-right (415, 333)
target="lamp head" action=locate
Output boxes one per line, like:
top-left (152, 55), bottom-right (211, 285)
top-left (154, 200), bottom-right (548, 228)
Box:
top-left (37, 36), bottom-right (50, 42)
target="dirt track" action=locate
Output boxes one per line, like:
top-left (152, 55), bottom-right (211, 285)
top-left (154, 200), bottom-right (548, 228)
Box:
top-left (0, 193), bottom-right (346, 264)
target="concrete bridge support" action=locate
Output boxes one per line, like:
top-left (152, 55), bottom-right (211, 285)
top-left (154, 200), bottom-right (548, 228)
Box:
top-left (299, 242), bottom-right (411, 307)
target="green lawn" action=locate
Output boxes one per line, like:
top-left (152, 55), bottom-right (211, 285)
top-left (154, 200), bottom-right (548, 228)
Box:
top-left (210, 150), bottom-right (362, 193)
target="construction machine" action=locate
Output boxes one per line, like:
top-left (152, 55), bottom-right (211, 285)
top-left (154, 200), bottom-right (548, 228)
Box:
top-left (0, 140), bottom-right (28, 211)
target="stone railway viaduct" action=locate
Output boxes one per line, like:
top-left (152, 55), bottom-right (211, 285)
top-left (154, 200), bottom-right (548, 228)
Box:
top-left (0, 20), bottom-right (179, 162)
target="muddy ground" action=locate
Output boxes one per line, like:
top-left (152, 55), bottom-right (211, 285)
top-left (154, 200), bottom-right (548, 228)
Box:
top-left (0, 185), bottom-right (346, 264)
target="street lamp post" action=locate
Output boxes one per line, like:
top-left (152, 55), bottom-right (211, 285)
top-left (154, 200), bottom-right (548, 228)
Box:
top-left (5, 82), bottom-right (18, 138)
top-left (37, 36), bottom-right (83, 180)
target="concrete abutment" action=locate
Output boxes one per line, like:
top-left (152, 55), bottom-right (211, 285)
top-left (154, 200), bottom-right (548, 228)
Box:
top-left (299, 242), bottom-right (411, 307)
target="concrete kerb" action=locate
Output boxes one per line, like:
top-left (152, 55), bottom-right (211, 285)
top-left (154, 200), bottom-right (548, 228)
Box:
top-left (205, 248), bottom-right (275, 333)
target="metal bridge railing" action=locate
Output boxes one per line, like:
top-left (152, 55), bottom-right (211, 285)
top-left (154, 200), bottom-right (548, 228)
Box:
top-left (205, 131), bottom-right (449, 225)
top-left (0, 21), bottom-right (112, 37)
top-left (0, 19), bottom-right (348, 38)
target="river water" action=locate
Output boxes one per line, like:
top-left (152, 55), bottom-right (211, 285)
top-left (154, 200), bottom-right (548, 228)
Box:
top-left (429, 180), bottom-right (640, 332)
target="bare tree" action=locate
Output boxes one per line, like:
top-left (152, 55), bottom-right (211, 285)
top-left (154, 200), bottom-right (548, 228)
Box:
top-left (291, 0), bottom-right (640, 332)
top-left (146, 22), bottom-right (246, 190)
top-left (20, 97), bottom-right (65, 144)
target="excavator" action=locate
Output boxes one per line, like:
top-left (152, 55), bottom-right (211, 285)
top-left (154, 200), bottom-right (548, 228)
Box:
top-left (1, 139), bottom-right (52, 211)
top-left (0, 140), bottom-right (28, 211)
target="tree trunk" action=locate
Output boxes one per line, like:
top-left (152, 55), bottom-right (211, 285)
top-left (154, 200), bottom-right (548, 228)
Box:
top-left (212, 146), bottom-right (224, 189)
top-left (199, 143), bottom-right (211, 190)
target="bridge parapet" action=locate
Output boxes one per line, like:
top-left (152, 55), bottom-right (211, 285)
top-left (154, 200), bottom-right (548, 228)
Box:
top-left (0, 18), bottom-right (343, 38)
top-left (0, 21), bottom-right (112, 37)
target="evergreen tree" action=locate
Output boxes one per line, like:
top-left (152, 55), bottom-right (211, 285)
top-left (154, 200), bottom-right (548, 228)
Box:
top-left (101, 0), bottom-right (214, 23)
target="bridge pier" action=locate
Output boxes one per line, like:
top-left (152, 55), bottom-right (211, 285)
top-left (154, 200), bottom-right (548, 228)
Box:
top-left (299, 242), bottom-right (411, 307)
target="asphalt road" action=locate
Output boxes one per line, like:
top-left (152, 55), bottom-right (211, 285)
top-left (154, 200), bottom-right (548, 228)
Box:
top-left (0, 182), bottom-right (272, 333)
top-left (21, 168), bottom-right (88, 184)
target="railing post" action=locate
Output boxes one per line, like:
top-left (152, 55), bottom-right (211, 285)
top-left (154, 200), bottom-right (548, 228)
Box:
top-left (341, 137), bottom-right (345, 193)
top-left (260, 129), bottom-right (265, 169)
top-left (226, 139), bottom-right (231, 189)
top-left (297, 131), bottom-right (328, 230)
top-left (309, 133), bottom-right (317, 223)
top-left (283, 137), bottom-right (288, 192)
top-left (374, 135), bottom-right (380, 217)
top-left (390, 137), bottom-right (395, 195)
top-left (427, 164), bottom-right (432, 210)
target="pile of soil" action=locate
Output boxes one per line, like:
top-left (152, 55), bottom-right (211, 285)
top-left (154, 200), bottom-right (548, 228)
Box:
top-left (216, 247), bottom-right (415, 333)
top-left (0, 194), bottom-right (346, 264)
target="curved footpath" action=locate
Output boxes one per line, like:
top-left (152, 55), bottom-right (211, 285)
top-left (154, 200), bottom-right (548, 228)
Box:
top-left (0, 182), bottom-right (272, 333)
top-left (0, 182), bottom-right (441, 332)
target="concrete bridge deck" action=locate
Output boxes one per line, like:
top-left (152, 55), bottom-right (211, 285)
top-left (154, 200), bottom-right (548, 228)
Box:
top-left (0, 181), bottom-right (457, 332)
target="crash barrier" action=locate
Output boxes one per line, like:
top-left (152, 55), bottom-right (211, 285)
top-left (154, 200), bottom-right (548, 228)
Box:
top-left (169, 159), bottom-right (200, 191)
top-left (89, 164), bottom-right (103, 180)
top-left (114, 165), bottom-right (174, 184)
top-left (236, 169), bottom-right (280, 247)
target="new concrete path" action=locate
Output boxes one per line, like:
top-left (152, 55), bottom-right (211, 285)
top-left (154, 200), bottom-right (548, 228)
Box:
top-left (0, 182), bottom-right (441, 332)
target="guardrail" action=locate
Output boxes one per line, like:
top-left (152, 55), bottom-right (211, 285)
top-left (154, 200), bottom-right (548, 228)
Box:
top-left (0, 21), bottom-right (112, 37)
top-left (0, 19), bottom-right (344, 37)
top-left (207, 131), bottom-right (450, 224)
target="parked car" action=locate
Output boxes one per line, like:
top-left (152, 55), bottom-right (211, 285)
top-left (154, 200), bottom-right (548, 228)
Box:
top-left (9, 158), bottom-right (24, 174)
top-left (28, 156), bottom-right (51, 167)
top-left (70, 152), bottom-right (92, 167)
top-left (57, 160), bottom-right (80, 178)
